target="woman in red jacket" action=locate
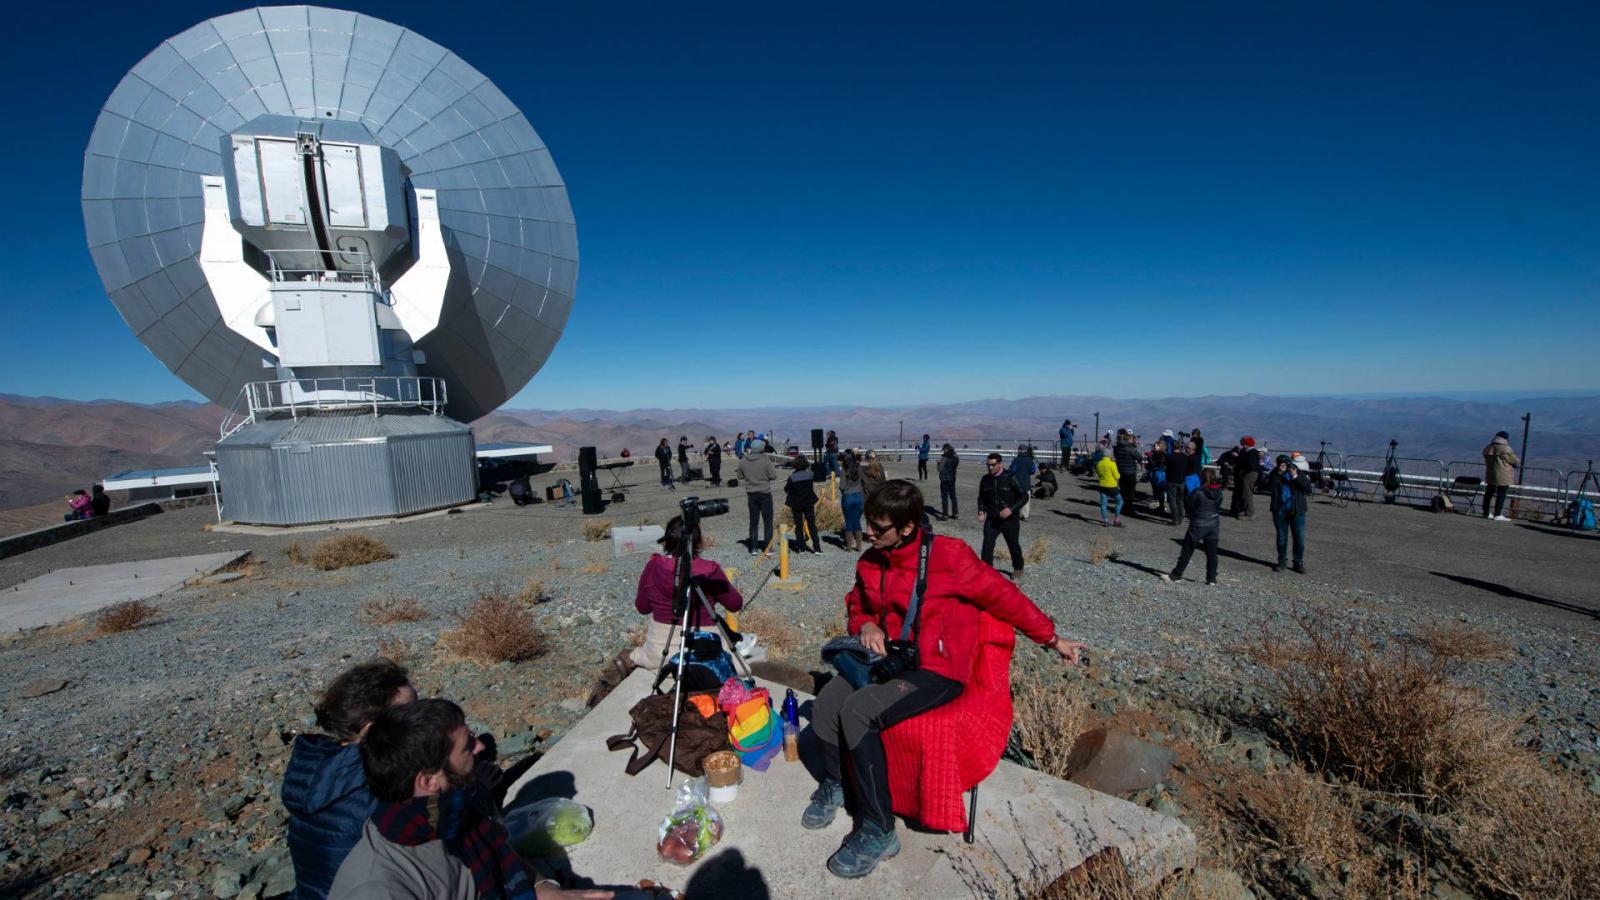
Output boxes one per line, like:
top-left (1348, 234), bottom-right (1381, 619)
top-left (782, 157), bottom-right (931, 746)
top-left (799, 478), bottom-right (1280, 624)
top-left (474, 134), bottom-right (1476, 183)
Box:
top-left (805, 480), bottom-right (1085, 879)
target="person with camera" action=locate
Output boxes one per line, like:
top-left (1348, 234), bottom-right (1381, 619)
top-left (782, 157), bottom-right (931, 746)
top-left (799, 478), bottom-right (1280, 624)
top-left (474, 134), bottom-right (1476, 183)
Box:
top-left (627, 514), bottom-right (744, 669)
top-left (654, 438), bottom-right (674, 489)
top-left (977, 452), bottom-right (1029, 578)
top-left (916, 434), bottom-right (932, 480)
top-left (805, 481), bottom-right (1085, 878)
top-left (1269, 454), bottom-right (1312, 573)
top-left (737, 437), bottom-right (780, 554)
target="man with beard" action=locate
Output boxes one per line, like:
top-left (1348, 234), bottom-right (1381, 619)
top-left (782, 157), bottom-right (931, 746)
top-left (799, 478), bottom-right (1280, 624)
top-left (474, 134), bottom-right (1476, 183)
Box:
top-left (329, 700), bottom-right (609, 900)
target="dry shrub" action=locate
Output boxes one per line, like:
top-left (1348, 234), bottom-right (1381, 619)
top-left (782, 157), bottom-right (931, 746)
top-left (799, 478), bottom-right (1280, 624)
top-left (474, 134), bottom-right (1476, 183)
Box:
top-left (309, 534), bottom-right (395, 570)
top-left (581, 519), bottom-right (613, 542)
top-left (514, 577), bottom-right (548, 606)
top-left (1403, 621), bottom-right (1510, 662)
top-left (1255, 606), bottom-right (1521, 808)
top-left (284, 542), bottom-right (307, 565)
top-left (96, 600), bottom-right (156, 634)
top-left (1026, 535), bottom-right (1050, 565)
top-left (360, 597), bottom-right (429, 625)
top-left (1088, 537), bottom-right (1114, 566)
top-left (1009, 656), bottom-right (1092, 780)
top-left (376, 637), bottom-right (410, 665)
top-left (579, 563), bottom-right (607, 575)
top-left (441, 591), bottom-right (547, 664)
top-left (777, 495), bottom-right (845, 536)
top-left (735, 605), bottom-right (810, 661)
top-left (1227, 772), bottom-right (1381, 893)
top-left (1449, 758), bottom-right (1600, 897)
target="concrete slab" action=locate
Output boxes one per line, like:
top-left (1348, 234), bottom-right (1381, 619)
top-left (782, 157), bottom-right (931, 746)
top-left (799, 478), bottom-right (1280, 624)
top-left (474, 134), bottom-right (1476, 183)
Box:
top-left (505, 670), bottom-right (1195, 898)
top-left (0, 551), bottom-right (248, 631)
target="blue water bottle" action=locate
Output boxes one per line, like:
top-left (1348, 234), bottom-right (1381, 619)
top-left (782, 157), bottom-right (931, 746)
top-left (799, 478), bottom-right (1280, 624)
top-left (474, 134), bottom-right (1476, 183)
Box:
top-left (781, 689), bottom-right (799, 727)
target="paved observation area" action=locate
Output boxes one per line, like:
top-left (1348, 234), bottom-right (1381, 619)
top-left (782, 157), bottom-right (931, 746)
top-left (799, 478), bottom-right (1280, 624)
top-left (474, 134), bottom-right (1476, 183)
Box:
top-left (504, 670), bottom-right (1195, 896)
top-left (0, 551), bottom-right (246, 632)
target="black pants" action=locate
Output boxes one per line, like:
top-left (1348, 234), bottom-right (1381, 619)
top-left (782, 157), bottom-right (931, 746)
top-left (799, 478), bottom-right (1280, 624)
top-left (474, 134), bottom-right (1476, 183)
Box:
top-left (1483, 484), bottom-right (1508, 517)
top-left (981, 515), bottom-right (1024, 572)
top-left (1166, 482), bottom-right (1186, 525)
top-left (746, 492), bottom-right (774, 548)
top-left (917, 459), bottom-right (929, 479)
top-left (1234, 471), bottom-right (1257, 517)
top-left (789, 504), bottom-right (821, 551)
top-left (658, 459), bottom-right (673, 486)
top-left (939, 479), bottom-right (958, 517)
top-left (810, 670), bottom-right (964, 831)
top-left (708, 456), bottom-right (721, 484)
top-left (1119, 471), bottom-right (1138, 510)
top-left (1173, 531), bottom-right (1219, 582)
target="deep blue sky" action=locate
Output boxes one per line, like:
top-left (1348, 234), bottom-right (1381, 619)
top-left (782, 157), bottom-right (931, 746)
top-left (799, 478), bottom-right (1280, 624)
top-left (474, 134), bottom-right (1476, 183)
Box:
top-left (3, 2), bottom-right (1596, 409)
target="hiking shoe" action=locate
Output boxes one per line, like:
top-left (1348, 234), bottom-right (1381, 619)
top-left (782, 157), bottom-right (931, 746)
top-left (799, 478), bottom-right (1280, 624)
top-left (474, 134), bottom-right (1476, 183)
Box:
top-left (827, 821), bottom-right (900, 878)
top-left (802, 779), bottom-right (845, 830)
top-left (1160, 573), bottom-right (1178, 583)
top-left (1205, 578), bottom-right (1217, 586)
top-left (1271, 563), bottom-right (1285, 573)
top-left (1292, 564), bottom-right (1306, 574)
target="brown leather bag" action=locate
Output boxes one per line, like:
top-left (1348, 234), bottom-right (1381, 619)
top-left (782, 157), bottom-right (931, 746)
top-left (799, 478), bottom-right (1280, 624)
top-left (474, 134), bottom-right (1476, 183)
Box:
top-left (606, 691), bottom-right (730, 776)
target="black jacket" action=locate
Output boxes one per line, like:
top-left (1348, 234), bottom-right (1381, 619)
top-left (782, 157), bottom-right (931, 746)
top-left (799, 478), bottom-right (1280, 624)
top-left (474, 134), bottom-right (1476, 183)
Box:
top-left (677, 442), bottom-right (690, 463)
top-left (1268, 469), bottom-right (1313, 516)
top-left (1165, 449), bottom-right (1190, 482)
top-left (784, 470), bottom-right (817, 509)
top-left (937, 453), bottom-right (959, 482)
top-left (1113, 441), bottom-right (1140, 476)
top-left (1185, 484), bottom-right (1224, 537)
top-left (1240, 448), bottom-right (1262, 474)
top-left (655, 444), bottom-right (672, 465)
top-left (978, 470), bottom-right (1027, 518)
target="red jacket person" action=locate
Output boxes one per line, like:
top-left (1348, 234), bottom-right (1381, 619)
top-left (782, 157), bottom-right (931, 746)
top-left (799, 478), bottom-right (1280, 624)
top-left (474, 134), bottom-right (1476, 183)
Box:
top-left (806, 479), bottom-right (1085, 879)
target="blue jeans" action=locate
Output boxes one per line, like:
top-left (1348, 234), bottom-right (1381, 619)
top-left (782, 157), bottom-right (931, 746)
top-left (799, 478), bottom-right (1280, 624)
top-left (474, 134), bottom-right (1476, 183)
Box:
top-left (1274, 509), bottom-right (1306, 566)
top-left (823, 451), bottom-right (840, 477)
top-left (1098, 487), bottom-right (1123, 520)
top-left (841, 491), bottom-right (865, 532)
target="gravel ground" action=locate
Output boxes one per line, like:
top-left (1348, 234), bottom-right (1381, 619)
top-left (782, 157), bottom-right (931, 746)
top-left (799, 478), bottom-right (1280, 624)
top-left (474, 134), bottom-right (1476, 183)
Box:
top-left (0, 456), bottom-right (1596, 897)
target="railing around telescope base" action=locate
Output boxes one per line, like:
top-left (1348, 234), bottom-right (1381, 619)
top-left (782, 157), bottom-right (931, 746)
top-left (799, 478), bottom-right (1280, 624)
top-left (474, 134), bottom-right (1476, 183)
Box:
top-left (220, 376), bottom-right (448, 440)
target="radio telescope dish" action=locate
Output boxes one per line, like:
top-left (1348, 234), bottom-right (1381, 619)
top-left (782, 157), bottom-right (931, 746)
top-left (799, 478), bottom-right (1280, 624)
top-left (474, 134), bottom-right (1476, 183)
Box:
top-left (81, 5), bottom-right (576, 423)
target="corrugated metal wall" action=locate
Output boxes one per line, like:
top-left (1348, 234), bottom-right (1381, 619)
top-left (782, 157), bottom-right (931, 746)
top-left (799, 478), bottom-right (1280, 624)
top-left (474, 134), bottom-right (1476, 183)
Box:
top-left (216, 413), bottom-right (476, 525)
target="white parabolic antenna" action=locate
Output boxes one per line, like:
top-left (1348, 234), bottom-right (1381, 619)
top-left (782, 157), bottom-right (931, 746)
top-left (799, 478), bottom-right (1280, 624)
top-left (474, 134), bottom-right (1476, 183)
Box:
top-left (81, 5), bottom-right (577, 424)
top-left (80, 6), bottom-right (577, 525)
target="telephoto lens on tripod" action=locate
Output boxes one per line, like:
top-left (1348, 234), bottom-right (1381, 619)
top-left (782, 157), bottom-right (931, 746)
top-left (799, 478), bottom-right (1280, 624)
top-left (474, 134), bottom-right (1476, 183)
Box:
top-left (679, 496), bottom-right (729, 528)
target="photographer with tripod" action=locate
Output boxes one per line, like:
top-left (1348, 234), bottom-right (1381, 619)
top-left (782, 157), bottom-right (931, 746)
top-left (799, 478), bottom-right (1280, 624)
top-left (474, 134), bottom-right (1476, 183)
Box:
top-left (806, 480), bottom-right (1085, 878)
top-left (626, 514), bottom-right (743, 671)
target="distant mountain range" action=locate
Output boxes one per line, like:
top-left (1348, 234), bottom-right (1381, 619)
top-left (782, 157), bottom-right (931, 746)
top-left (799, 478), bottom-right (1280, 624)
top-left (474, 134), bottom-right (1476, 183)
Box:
top-left (2, 392), bottom-right (1596, 533)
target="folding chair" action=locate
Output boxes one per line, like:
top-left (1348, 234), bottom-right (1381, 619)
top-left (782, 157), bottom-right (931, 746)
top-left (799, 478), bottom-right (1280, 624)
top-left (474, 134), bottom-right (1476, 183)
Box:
top-left (1448, 476), bottom-right (1482, 515)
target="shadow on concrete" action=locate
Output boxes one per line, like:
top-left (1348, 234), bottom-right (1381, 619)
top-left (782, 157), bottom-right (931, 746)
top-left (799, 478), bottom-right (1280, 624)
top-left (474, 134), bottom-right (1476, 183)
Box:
top-left (1429, 571), bottom-right (1598, 621)
top-left (1050, 509), bottom-right (1104, 527)
top-left (505, 768), bottom-right (577, 809)
top-left (686, 847), bottom-right (771, 899)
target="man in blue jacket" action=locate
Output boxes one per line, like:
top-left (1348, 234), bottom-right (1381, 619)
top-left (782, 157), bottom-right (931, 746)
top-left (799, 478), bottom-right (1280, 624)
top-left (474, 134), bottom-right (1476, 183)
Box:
top-left (1268, 455), bottom-right (1313, 574)
top-left (282, 660), bottom-right (416, 900)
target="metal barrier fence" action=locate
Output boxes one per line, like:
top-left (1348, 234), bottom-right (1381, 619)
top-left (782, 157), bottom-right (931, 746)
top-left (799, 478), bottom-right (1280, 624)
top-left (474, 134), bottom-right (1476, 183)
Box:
top-left (1443, 462), bottom-right (1569, 521)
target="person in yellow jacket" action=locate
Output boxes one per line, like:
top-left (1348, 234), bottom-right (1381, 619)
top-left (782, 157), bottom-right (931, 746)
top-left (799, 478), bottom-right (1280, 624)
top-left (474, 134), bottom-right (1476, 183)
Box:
top-left (1095, 453), bottom-right (1124, 527)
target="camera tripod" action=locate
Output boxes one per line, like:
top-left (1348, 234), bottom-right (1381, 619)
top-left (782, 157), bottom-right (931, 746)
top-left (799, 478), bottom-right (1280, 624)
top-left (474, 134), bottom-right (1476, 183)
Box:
top-left (654, 498), bottom-right (752, 787)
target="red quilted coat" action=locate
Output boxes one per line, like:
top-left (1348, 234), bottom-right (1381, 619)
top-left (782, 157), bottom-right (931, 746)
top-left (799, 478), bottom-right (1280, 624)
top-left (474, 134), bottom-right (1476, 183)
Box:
top-left (845, 531), bottom-right (1056, 685)
top-left (845, 530), bottom-right (1059, 831)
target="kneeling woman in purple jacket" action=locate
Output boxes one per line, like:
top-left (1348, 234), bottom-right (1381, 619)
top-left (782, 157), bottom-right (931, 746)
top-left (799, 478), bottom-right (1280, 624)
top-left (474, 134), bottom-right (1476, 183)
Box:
top-left (626, 515), bottom-right (744, 671)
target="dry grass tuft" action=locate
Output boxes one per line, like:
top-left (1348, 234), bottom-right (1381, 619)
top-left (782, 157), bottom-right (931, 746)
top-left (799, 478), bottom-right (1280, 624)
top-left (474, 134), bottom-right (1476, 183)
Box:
top-left (778, 495), bottom-right (845, 536)
top-left (440, 591), bottom-right (548, 664)
top-left (1009, 656), bottom-right (1093, 780)
top-left (1254, 606), bottom-right (1521, 808)
top-left (1449, 758), bottom-right (1600, 896)
top-left (376, 637), bottom-right (410, 665)
top-left (1088, 537), bottom-right (1114, 565)
top-left (581, 519), bottom-right (613, 542)
top-left (1403, 621), bottom-right (1510, 663)
top-left (1225, 771), bottom-right (1385, 894)
top-left (514, 577), bottom-right (548, 606)
top-left (735, 605), bottom-right (812, 661)
top-left (284, 542), bottom-right (307, 565)
top-left (359, 597), bottom-right (429, 625)
top-left (1026, 535), bottom-right (1051, 565)
top-left (96, 600), bottom-right (156, 634)
top-left (579, 563), bottom-right (607, 575)
top-left (309, 534), bottom-right (395, 570)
